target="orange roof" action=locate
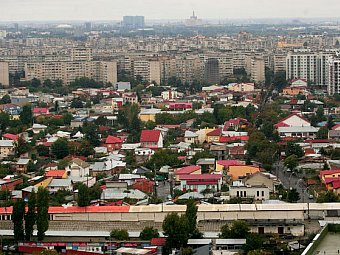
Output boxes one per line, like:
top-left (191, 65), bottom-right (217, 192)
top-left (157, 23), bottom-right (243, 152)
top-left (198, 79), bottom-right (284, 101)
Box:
top-left (227, 165), bottom-right (260, 181)
top-left (45, 170), bottom-right (66, 178)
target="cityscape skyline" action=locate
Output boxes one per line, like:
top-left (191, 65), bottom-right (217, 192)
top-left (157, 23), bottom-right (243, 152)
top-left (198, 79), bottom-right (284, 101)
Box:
top-left (1, 0), bottom-right (340, 22)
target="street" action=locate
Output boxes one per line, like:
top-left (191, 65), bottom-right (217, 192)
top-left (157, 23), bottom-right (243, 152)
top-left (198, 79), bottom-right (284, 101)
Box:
top-left (274, 162), bottom-right (315, 203)
top-left (156, 180), bottom-right (171, 201)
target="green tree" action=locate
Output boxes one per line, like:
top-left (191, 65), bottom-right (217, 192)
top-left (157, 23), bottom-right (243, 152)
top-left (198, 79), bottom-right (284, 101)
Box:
top-left (162, 212), bottom-right (189, 251)
top-left (79, 139), bottom-right (94, 156)
top-left (77, 183), bottom-right (90, 207)
top-left (62, 112), bottom-right (73, 125)
top-left (285, 141), bottom-right (304, 158)
top-left (12, 199), bottom-right (25, 241)
top-left (317, 191), bottom-right (338, 203)
top-left (82, 122), bottom-right (101, 146)
top-left (316, 127), bottom-right (328, 139)
top-left (287, 188), bottom-right (300, 203)
top-left (139, 226), bottom-right (159, 240)
top-left (185, 199), bottom-right (201, 238)
top-left (117, 103), bottom-right (141, 141)
top-left (36, 145), bottom-right (50, 157)
top-left (146, 149), bottom-right (181, 170)
top-left (110, 229), bottom-right (129, 240)
top-left (244, 233), bottom-right (264, 253)
top-left (25, 190), bottom-right (36, 241)
top-left (20, 104), bottom-right (33, 125)
top-left (284, 155), bottom-right (299, 171)
top-left (0, 94), bottom-right (11, 104)
top-left (220, 220), bottom-right (250, 239)
top-left (0, 112), bottom-right (10, 132)
top-left (70, 98), bottom-right (84, 108)
top-left (14, 137), bottom-right (31, 157)
top-left (51, 138), bottom-right (69, 159)
top-left (39, 250), bottom-right (59, 255)
top-left (36, 187), bottom-right (49, 240)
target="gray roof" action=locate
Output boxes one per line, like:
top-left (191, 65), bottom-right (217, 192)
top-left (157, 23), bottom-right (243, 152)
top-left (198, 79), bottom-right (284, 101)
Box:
top-left (278, 126), bottom-right (319, 133)
top-left (48, 179), bottom-right (72, 187)
top-left (0, 140), bottom-right (14, 147)
top-left (101, 188), bottom-right (148, 200)
top-left (216, 239), bottom-right (247, 245)
top-left (17, 158), bottom-right (30, 165)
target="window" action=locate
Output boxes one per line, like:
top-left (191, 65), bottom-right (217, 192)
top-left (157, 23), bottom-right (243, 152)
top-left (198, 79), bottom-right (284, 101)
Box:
top-left (257, 191), bottom-right (259, 197)
top-left (262, 191), bottom-right (265, 196)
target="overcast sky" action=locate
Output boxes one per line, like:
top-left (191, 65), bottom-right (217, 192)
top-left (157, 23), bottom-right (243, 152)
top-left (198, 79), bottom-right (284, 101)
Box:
top-left (1, 0), bottom-right (340, 21)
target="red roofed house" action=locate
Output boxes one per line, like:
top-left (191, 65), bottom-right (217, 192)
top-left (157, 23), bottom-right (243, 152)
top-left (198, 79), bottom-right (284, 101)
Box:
top-left (223, 118), bottom-right (248, 131)
top-left (274, 113), bottom-right (311, 128)
top-left (219, 135), bottom-right (249, 143)
top-left (179, 174), bottom-right (223, 193)
top-left (206, 128), bottom-right (222, 143)
top-left (320, 169), bottom-right (340, 184)
top-left (33, 108), bottom-right (49, 116)
top-left (2, 133), bottom-right (19, 141)
top-left (216, 160), bottom-right (243, 172)
top-left (327, 180), bottom-right (340, 195)
top-left (105, 135), bottom-right (124, 152)
top-left (175, 165), bottom-right (202, 182)
top-left (140, 130), bottom-right (163, 149)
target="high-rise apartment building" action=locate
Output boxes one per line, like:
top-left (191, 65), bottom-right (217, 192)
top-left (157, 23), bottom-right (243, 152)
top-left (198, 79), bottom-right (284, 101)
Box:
top-left (133, 60), bottom-right (161, 84)
top-left (204, 58), bottom-right (220, 84)
top-left (122, 16), bottom-right (145, 29)
top-left (0, 62), bottom-right (10, 87)
top-left (326, 56), bottom-right (340, 95)
top-left (246, 56), bottom-right (265, 84)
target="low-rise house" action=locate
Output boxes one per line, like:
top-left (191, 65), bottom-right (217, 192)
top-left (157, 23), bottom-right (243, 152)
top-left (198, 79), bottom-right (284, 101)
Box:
top-left (91, 160), bottom-right (126, 176)
top-left (0, 177), bottom-right (23, 191)
top-left (227, 165), bottom-right (261, 182)
top-left (118, 174), bottom-right (144, 186)
top-left (229, 184), bottom-right (270, 201)
top-left (184, 130), bottom-right (199, 144)
top-left (244, 172), bottom-right (280, 193)
top-left (31, 123), bottom-right (48, 134)
top-left (175, 165), bottom-right (201, 182)
top-left (206, 128), bottom-right (222, 143)
top-left (215, 160), bottom-right (243, 172)
top-left (329, 130), bottom-right (340, 141)
top-left (0, 140), bottom-right (15, 157)
top-left (33, 107), bottom-right (49, 116)
top-left (132, 179), bottom-right (155, 193)
top-left (320, 169), bottom-right (340, 184)
top-left (104, 135), bottom-right (124, 152)
top-left (48, 179), bottom-right (73, 193)
top-left (65, 158), bottom-right (90, 178)
top-left (2, 133), bottom-right (19, 141)
top-left (179, 174), bottom-right (223, 193)
top-left (101, 188), bottom-right (148, 201)
top-left (223, 118), bottom-right (248, 131)
top-left (196, 158), bottom-right (216, 172)
top-left (277, 126), bottom-right (319, 139)
top-left (274, 114), bottom-right (311, 128)
top-left (16, 158), bottom-right (30, 173)
top-left (140, 130), bottom-right (163, 149)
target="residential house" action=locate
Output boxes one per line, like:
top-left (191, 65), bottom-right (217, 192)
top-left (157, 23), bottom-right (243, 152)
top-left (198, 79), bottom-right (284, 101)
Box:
top-left (215, 160), bottom-right (243, 172)
top-left (2, 133), bottom-right (18, 141)
top-left (196, 158), bottom-right (216, 172)
top-left (206, 128), bottom-right (222, 143)
top-left (140, 130), bottom-right (163, 149)
top-left (104, 135), bottom-right (124, 152)
top-left (47, 179), bottom-right (73, 193)
top-left (184, 131), bottom-right (199, 144)
top-left (0, 177), bottom-right (23, 191)
top-left (277, 126), bottom-right (319, 139)
top-left (274, 114), bottom-right (311, 128)
top-left (91, 160), bottom-right (126, 176)
top-left (175, 165), bottom-right (202, 182)
top-left (31, 123), bottom-right (48, 134)
top-left (228, 83), bottom-right (255, 92)
top-left (16, 158), bottom-right (30, 173)
top-left (227, 165), bottom-right (261, 182)
top-left (320, 169), bottom-right (340, 184)
top-left (33, 107), bottom-right (49, 116)
top-left (118, 174), bottom-right (144, 186)
top-left (65, 158), bottom-right (90, 178)
top-left (244, 172), bottom-right (280, 193)
top-left (0, 140), bottom-right (15, 157)
top-left (132, 179), bottom-right (155, 193)
top-left (179, 174), bottom-right (223, 193)
top-left (223, 118), bottom-right (248, 131)
top-left (210, 144), bottom-right (228, 160)
top-left (229, 184), bottom-right (270, 201)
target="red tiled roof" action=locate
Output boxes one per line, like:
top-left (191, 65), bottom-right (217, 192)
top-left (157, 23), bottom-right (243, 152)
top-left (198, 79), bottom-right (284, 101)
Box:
top-left (179, 174), bottom-right (222, 181)
top-left (324, 177), bottom-right (340, 184)
top-left (105, 135), bottom-right (123, 144)
top-left (45, 170), bottom-right (66, 178)
top-left (217, 160), bottom-right (243, 167)
top-left (150, 238), bottom-right (166, 246)
top-left (187, 181), bottom-right (218, 185)
top-left (175, 165), bottom-right (201, 175)
top-left (140, 130), bottom-right (161, 142)
top-left (64, 156), bottom-right (87, 161)
top-left (207, 128), bottom-right (222, 137)
top-left (305, 139), bottom-right (329, 143)
top-left (33, 108), bottom-right (49, 113)
top-left (2, 133), bottom-right (19, 141)
top-left (320, 169), bottom-right (340, 177)
top-left (99, 126), bottom-right (111, 132)
top-left (219, 136), bottom-right (249, 143)
top-left (304, 148), bottom-right (315, 155)
top-left (332, 124), bottom-right (340, 130)
top-left (332, 180), bottom-right (340, 189)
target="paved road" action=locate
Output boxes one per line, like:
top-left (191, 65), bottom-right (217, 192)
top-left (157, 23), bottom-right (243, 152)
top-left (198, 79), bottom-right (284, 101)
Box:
top-left (274, 162), bottom-right (315, 203)
top-left (156, 181), bottom-right (171, 201)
